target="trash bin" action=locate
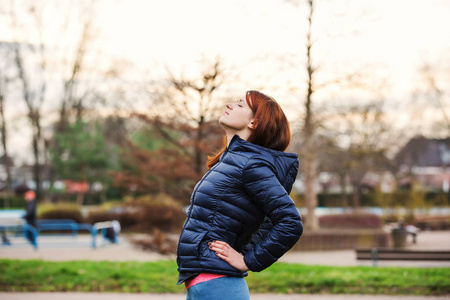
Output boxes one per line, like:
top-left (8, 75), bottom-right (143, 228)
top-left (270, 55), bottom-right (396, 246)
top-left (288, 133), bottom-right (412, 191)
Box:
top-left (392, 227), bottom-right (407, 248)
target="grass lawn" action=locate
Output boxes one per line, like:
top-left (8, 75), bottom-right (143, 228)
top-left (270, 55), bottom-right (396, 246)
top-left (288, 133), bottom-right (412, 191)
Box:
top-left (0, 259), bottom-right (449, 295)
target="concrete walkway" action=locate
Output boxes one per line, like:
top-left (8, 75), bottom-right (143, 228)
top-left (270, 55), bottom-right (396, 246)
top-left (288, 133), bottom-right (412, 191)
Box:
top-left (1, 230), bottom-right (449, 267)
top-left (280, 230), bottom-right (450, 268)
top-left (0, 293), bottom-right (448, 300)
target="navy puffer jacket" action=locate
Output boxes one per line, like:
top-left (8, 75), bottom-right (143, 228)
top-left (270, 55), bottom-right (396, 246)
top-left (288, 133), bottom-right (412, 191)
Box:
top-left (176, 135), bottom-right (303, 277)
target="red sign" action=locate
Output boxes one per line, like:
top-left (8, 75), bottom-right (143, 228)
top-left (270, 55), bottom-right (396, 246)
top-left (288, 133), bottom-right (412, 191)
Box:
top-left (65, 181), bottom-right (89, 194)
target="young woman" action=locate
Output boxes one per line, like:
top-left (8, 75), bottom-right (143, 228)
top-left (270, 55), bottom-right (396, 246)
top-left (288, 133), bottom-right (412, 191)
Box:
top-left (176, 90), bottom-right (303, 299)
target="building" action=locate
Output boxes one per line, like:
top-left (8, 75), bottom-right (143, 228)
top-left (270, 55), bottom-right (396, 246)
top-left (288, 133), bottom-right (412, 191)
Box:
top-left (394, 136), bottom-right (450, 191)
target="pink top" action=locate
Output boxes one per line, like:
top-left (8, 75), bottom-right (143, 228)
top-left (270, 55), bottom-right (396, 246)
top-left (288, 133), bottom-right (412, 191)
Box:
top-left (185, 273), bottom-right (226, 289)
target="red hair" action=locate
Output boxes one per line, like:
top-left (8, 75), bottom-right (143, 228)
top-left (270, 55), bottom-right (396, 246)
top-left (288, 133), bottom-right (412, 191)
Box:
top-left (206, 90), bottom-right (291, 169)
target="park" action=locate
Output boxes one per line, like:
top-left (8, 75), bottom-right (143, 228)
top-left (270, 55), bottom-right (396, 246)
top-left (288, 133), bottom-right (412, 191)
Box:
top-left (1, 0), bottom-right (450, 299)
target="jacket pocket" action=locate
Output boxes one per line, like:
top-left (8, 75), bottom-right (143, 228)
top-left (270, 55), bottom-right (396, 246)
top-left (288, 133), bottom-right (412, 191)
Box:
top-left (178, 230), bottom-right (208, 258)
top-left (197, 231), bottom-right (214, 259)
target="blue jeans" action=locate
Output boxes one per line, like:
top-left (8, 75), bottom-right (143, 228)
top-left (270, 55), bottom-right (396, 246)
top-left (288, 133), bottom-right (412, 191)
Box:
top-left (186, 276), bottom-right (250, 300)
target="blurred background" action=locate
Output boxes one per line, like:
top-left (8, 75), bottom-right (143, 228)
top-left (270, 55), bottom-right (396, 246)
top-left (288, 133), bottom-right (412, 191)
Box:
top-left (0, 0), bottom-right (449, 252)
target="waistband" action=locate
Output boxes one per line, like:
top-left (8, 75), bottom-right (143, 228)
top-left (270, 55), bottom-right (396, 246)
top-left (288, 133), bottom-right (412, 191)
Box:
top-left (185, 273), bottom-right (227, 289)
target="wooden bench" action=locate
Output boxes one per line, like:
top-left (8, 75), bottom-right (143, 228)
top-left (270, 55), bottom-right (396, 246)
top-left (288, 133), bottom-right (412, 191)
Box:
top-left (356, 248), bottom-right (450, 266)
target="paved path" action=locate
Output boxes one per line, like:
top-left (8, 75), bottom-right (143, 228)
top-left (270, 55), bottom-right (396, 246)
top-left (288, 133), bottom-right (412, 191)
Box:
top-left (1, 230), bottom-right (449, 267)
top-left (0, 293), bottom-right (449, 300)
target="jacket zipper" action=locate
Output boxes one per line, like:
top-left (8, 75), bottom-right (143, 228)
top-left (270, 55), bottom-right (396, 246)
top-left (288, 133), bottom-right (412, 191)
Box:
top-left (176, 141), bottom-right (234, 258)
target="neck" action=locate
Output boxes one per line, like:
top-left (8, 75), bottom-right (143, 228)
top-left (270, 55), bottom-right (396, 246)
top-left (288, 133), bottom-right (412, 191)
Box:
top-left (225, 133), bottom-right (235, 147)
top-left (225, 131), bottom-right (250, 147)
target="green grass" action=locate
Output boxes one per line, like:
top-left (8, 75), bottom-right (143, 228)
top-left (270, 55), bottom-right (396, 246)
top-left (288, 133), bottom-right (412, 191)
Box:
top-left (0, 259), bottom-right (449, 295)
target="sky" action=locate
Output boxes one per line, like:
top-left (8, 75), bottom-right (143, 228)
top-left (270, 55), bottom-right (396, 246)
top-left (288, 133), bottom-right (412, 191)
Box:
top-left (1, 0), bottom-right (450, 164)
top-left (98, 0), bottom-right (450, 96)
top-left (95, 0), bottom-right (450, 130)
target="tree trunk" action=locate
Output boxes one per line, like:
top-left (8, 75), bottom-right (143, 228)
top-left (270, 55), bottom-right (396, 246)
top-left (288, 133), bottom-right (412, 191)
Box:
top-left (339, 173), bottom-right (348, 208)
top-left (302, 0), bottom-right (319, 231)
top-left (14, 41), bottom-right (45, 201)
top-left (304, 153), bottom-right (319, 230)
top-left (351, 183), bottom-right (361, 212)
top-left (0, 86), bottom-right (12, 194)
top-left (76, 193), bottom-right (84, 206)
top-left (32, 130), bottom-right (42, 201)
top-left (195, 116), bottom-right (204, 175)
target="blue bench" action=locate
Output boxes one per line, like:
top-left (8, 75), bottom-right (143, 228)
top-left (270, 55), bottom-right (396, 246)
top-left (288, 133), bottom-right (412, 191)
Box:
top-left (36, 219), bottom-right (92, 237)
top-left (1, 223), bottom-right (39, 249)
top-left (36, 219), bottom-right (120, 248)
top-left (1, 219), bottom-right (120, 249)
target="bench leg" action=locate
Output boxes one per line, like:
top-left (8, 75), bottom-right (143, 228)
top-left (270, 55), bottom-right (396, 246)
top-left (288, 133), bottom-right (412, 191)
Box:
top-left (371, 248), bottom-right (378, 267)
top-left (1, 229), bottom-right (11, 245)
top-left (91, 228), bottom-right (99, 249)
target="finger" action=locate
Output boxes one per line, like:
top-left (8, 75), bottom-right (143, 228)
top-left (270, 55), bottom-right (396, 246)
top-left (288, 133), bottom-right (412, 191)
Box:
top-left (215, 251), bottom-right (229, 261)
top-left (209, 244), bottom-right (228, 255)
top-left (210, 240), bottom-right (228, 247)
top-left (209, 244), bottom-right (226, 251)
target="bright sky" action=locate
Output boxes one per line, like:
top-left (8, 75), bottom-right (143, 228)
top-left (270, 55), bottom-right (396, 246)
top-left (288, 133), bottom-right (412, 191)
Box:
top-left (98, 0), bottom-right (450, 96)
top-left (2, 0), bottom-right (450, 163)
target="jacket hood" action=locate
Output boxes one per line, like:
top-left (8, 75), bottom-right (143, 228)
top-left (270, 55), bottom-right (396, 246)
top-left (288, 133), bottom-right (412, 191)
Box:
top-left (227, 135), bottom-right (299, 194)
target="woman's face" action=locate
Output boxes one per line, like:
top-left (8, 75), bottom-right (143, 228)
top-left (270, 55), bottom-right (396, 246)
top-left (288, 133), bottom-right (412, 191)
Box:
top-left (219, 95), bottom-right (254, 132)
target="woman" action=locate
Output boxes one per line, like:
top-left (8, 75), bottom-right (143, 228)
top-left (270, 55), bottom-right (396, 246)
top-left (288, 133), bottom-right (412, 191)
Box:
top-left (176, 90), bottom-right (303, 299)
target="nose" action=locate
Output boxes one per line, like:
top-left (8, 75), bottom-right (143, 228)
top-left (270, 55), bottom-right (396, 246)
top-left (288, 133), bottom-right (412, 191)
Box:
top-left (226, 104), bottom-right (232, 110)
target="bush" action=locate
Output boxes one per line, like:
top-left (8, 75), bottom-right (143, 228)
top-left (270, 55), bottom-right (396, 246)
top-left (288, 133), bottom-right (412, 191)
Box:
top-left (0, 194), bottom-right (26, 209)
top-left (319, 213), bottom-right (383, 229)
top-left (87, 194), bottom-right (185, 233)
top-left (124, 194), bottom-right (185, 233)
top-left (37, 203), bottom-right (84, 223)
top-left (129, 229), bottom-right (177, 254)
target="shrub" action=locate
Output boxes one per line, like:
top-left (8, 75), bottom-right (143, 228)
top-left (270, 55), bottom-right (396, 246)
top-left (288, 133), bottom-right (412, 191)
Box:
top-left (129, 229), bottom-right (177, 254)
top-left (319, 213), bottom-right (383, 229)
top-left (124, 194), bottom-right (185, 233)
top-left (0, 194), bottom-right (26, 209)
top-left (37, 203), bottom-right (84, 223)
top-left (87, 194), bottom-right (186, 234)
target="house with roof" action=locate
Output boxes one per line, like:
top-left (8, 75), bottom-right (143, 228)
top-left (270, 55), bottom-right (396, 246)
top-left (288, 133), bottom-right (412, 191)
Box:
top-left (394, 136), bottom-right (450, 191)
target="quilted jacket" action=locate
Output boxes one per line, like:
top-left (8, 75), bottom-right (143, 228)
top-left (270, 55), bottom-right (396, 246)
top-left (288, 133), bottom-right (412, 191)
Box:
top-left (176, 135), bottom-right (303, 278)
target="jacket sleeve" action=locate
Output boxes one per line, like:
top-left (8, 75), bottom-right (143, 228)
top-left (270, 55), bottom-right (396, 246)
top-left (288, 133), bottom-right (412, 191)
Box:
top-left (242, 158), bottom-right (303, 272)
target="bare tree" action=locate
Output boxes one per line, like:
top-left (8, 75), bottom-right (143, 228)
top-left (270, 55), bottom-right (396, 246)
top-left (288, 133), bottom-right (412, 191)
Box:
top-left (412, 52), bottom-right (450, 137)
top-left (10, 16), bottom-right (47, 200)
top-left (285, 0), bottom-right (391, 228)
top-left (0, 44), bottom-right (14, 194)
top-left (325, 100), bottom-right (391, 209)
top-left (297, 0), bottom-right (320, 231)
top-left (3, 0), bottom-right (110, 200)
top-left (135, 56), bottom-right (229, 176)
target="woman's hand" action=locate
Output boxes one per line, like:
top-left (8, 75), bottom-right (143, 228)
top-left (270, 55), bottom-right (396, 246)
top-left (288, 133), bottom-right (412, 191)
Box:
top-left (208, 240), bottom-right (249, 272)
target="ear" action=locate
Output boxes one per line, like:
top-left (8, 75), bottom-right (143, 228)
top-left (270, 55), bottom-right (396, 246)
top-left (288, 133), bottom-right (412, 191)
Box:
top-left (248, 119), bottom-right (257, 129)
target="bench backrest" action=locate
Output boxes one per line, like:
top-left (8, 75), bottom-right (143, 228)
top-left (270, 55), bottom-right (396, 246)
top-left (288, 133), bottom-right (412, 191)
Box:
top-left (37, 219), bottom-right (78, 225)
